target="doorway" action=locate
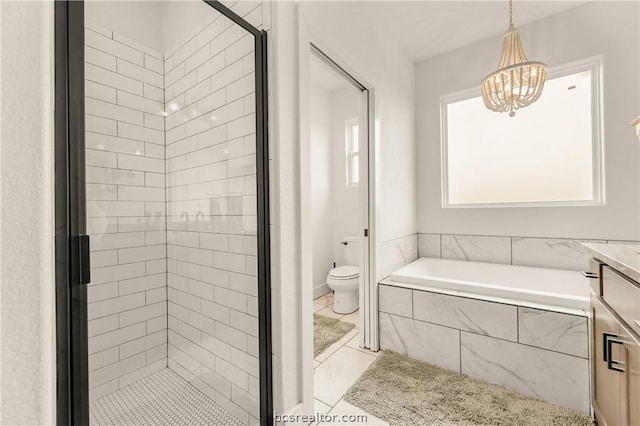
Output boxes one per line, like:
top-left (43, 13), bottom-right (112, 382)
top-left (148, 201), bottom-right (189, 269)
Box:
top-left (301, 42), bottom-right (377, 413)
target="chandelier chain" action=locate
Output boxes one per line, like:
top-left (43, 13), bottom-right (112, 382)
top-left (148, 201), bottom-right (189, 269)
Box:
top-left (508, 0), bottom-right (514, 28)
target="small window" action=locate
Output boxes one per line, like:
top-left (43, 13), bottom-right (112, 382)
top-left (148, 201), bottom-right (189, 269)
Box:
top-left (346, 119), bottom-right (359, 187)
top-left (441, 58), bottom-right (603, 207)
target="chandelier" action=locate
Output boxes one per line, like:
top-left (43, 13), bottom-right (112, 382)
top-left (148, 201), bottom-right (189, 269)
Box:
top-left (481, 0), bottom-right (547, 117)
top-left (631, 115), bottom-right (640, 141)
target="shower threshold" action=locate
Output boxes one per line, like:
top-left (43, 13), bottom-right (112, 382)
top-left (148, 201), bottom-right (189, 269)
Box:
top-left (89, 368), bottom-right (243, 425)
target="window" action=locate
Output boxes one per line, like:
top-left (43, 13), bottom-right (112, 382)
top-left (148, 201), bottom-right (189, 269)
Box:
top-left (346, 119), bottom-right (359, 187)
top-left (441, 58), bottom-right (603, 207)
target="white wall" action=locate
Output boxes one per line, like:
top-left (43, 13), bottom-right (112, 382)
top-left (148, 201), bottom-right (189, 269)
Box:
top-left (310, 82), bottom-right (334, 289)
top-left (330, 88), bottom-right (361, 266)
top-left (269, 0), bottom-right (417, 414)
top-left (86, 1), bottom-right (227, 55)
top-left (310, 83), bottom-right (363, 291)
top-left (299, 2), bottom-right (417, 246)
top-left (268, 2), bottom-right (301, 414)
top-left (416, 1), bottom-right (640, 241)
top-left (85, 1), bottom-right (165, 52)
top-left (160, 0), bottom-right (219, 52)
top-left (0, 1), bottom-right (55, 424)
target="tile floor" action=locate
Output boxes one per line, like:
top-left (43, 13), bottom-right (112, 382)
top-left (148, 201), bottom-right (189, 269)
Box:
top-left (90, 294), bottom-right (387, 425)
top-left (313, 292), bottom-right (388, 425)
top-left (313, 292), bottom-right (360, 326)
top-left (89, 368), bottom-right (243, 425)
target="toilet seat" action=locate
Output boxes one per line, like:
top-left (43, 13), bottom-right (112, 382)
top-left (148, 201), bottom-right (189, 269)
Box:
top-left (328, 265), bottom-right (359, 280)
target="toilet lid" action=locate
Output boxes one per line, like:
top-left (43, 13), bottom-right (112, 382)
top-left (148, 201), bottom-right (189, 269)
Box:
top-left (329, 265), bottom-right (359, 280)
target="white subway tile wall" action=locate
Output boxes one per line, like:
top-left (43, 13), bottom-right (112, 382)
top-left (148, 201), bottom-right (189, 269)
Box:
top-left (163, 4), bottom-right (262, 425)
top-left (85, 22), bottom-right (168, 402)
top-left (84, 4), bottom-right (263, 423)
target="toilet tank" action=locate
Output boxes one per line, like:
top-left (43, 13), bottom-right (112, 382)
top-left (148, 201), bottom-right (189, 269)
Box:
top-left (343, 236), bottom-right (359, 266)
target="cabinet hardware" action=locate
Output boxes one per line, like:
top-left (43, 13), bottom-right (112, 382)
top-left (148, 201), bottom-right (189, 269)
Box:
top-left (603, 332), bottom-right (617, 362)
top-left (582, 271), bottom-right (599, 279)
top-left (606, 337), bottom-right (625, 372)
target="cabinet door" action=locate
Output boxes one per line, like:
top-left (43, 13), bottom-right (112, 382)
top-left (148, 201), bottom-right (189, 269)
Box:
top-left (602, 266), bottom-right (640, 337)
top-left (618, 324), bottom-right (640, 426)
top-left (592, 295), bottom-right (622, 426)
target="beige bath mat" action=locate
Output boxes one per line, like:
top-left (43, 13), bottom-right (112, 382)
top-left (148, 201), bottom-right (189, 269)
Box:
top-left (344, 350), bottom-right (593, 426)
top-left (314, 314), bottom-right (356, 357)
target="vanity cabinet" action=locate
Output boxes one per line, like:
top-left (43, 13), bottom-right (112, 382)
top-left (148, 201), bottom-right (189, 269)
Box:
top-left (618, 324), bottom-right (640, 426)
top-left (591, 266), bottom-right (640, 426)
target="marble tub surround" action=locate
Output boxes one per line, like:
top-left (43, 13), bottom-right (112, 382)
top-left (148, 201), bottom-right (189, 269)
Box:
top-left (512, 238), bottom-right (600, 271)
top-left (378, 285), bottom-right (412, 318)
top-left (418, 233), bottom-right (440, 258)
top-left (418, 233), bottom-right (639, 271)
top-left (413, 291), bottom-right (518, 341)
top-left (582, 242), bottom-right (640, 283)
top-left (378, 283), bottom-right (590, 413)
top-left (461, 332), bottom-right (589, 414)
top-left (378, 234), bottom-right (418, 279)
top-left (378, 312), bottom-right (460, 372)
top-left (441, 234), bottom-right (511, 264)
top-left (518, 307), bottom-right (588, 358)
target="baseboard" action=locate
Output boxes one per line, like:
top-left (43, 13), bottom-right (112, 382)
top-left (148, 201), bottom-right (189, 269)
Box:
top-left (313, 283), bottom-right (331, 299)
top-left (274, 402), bottom-right (305, 426)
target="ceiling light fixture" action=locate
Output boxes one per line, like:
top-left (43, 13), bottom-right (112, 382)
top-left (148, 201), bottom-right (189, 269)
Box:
top-left (481, 0), bottom-right (547, 117)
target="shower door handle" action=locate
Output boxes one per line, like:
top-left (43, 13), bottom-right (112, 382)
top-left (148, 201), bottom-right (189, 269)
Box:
top-left (76, 234), bottom-right (91, 285)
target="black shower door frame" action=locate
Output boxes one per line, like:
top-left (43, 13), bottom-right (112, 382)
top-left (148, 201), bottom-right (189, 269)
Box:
top-left (54, 1), bottom-right (272, 424)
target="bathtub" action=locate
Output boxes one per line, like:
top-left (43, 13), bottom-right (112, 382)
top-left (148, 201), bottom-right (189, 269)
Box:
top-left (387, 257), bottom-right (590, 311)
top-left (378, 257), bottom-right (592, 413)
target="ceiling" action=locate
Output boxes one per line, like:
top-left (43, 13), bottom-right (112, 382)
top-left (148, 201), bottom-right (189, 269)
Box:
top-left (352, 1), bottom-right (589, 62)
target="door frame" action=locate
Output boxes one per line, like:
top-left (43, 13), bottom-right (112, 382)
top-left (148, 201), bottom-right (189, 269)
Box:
top-left (297, 11), bottom-right (378, 411)
top-left (54, 1), bottom-right (273, 424)
top-left (54, 1), bottom-right (89, 424)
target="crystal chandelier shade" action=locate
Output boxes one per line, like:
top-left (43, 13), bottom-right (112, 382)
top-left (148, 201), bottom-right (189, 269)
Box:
top-left (481, 1), bottom-right (547, 117)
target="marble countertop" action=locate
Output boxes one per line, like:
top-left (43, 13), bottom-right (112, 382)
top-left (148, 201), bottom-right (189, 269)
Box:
top-left (582, 242), bottom-right (640, 283)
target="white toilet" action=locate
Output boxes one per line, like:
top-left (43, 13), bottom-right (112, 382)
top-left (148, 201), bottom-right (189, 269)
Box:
top-left (326, 236), bottom-right (360, 314)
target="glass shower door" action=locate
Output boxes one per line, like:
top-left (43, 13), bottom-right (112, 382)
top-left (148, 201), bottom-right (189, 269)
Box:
top-left (81, 1), bottom-right (269, 424)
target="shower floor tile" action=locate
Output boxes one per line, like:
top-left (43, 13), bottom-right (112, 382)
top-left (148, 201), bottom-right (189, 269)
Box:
top-left (90, 368), bottom-right (243, 426)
